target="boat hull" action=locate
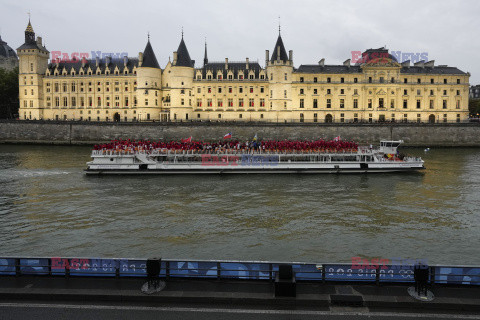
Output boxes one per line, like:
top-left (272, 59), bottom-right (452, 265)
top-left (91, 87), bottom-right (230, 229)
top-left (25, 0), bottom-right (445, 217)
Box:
top-left (85, 165), bottom-right (425, 175)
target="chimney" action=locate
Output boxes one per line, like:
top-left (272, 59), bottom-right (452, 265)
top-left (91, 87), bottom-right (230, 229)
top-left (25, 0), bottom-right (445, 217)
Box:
top-left (123, 55), bottom-right (128, 66)
top-left (173, 51), bottom-right (178, 65)
top-left (319, 58), bottom-right (325, 67)
top-left (402, 60), bottom-right (410, 68)
top-left (225, 58), bottom-right (228, 69)
top-left (289, 50), bottom-right (293, 62)
top-left (138, 52), bottom-right (143, 67)
top-left (95, 56), bottom-right (100, 67)
top-left (343, 59), bottom-right (351, 67)
top-left (414, 60), bottom-right (425, 68)
top-left (36, 36), bottom-right (42, 46)
top-left (81, 57), bottom-right (87, 68)
top-left (425, 60), bottom-right (435, 68)
top-left (265, 50), bottom-right (269, 66)
top-left (246, 57), bottom-right (249, 70)
top-left (105, 56), bottom-right (111, 66)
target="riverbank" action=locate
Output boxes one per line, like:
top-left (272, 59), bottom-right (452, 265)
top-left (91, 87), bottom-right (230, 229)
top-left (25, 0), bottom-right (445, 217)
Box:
top-left (1, 120), bottom-right (479, 146)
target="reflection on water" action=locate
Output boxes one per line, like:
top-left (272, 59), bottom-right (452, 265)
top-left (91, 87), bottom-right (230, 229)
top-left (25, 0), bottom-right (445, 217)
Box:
top-left (0, 145), bottom-right (479, 264)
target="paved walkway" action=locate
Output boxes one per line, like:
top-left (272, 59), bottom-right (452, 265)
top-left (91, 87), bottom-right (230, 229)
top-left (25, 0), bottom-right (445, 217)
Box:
top-left (0, 276), bottom-right (479, 319)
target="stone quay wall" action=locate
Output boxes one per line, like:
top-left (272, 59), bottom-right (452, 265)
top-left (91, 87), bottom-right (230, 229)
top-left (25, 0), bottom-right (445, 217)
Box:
top-left (0, 120), bottom-right (479, 147)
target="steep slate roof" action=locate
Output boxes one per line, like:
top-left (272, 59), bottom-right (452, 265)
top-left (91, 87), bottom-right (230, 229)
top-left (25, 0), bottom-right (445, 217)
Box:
top-left (141, 40), bottom-right (160, 68)
top-left (198, 61), bottom-right (263, 78)
top-left (400, 66), bottom-right (466, 75)
top-left (176, 37), bottom-right (194, 67)
top-left (0, 35), bottom-right (18, 59)
top-left (295, 65), bottom-right (362, 74)
top-left (296, 63), bottom-right (466, 75)
top-left (17, 20), bottom-right (49, 52)
top-left (46, 57), bottom-right (139, 74)
top-left (270, 34), bottom-right (288, 63)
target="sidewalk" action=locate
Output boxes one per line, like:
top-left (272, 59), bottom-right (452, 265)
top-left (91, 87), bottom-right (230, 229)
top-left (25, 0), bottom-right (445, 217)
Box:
top-left (0, 276), bottom-right (479, 315)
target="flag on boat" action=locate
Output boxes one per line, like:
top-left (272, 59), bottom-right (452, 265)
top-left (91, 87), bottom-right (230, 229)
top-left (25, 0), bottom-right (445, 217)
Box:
top-left (253, 133), bottom-right (258, 141)
top-left (334, 136), bottom-right (341, 142)
top-left (181, 136), bottom-right (192, 143)
top-left (223, 132), bottom-right (232, 139)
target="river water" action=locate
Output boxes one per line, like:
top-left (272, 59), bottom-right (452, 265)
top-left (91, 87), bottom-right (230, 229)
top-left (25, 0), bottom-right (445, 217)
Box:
top-left (0, 144), bottom-right (479, 265)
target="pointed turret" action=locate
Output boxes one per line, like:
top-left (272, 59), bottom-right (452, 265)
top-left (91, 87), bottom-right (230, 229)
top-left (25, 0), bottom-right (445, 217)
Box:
top-left (24, 19), bottom-right (36, 46)
top-left (203, 40), bottom-right (208, 66)
top-left (270, 33), bottom-right (288, 63)
top-left (175, 34), bottom-right (194, 67)
top-left (17, 19), bottom-right (48, 52)
top-left (141, 38), bottom-right (160, 68)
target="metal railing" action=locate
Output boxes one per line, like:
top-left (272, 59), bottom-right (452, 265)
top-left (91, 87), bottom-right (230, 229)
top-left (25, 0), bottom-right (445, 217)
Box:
top-left (0, 257), bottom-right (478, 286)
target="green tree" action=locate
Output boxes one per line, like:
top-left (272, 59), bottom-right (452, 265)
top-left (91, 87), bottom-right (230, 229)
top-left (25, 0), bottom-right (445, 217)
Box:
top-left (0, 67), bottom-right (19, 119)
top-left (469, 98), bottom-right (480, 118)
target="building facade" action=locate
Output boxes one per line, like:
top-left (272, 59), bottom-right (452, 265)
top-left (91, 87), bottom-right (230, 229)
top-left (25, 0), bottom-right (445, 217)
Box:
top-left (470, 85), bottom-right (480, 99)
top-left (18, 20), bottom-right (470, 123)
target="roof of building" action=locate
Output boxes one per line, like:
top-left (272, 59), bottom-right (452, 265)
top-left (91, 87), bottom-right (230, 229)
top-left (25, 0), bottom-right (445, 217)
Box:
top-left (141, 40), bottom-right (160, 69)
top-left (270, 34), bottom-right (288, 63)
top-left (295, 65), bottom-right (362, 74)
top-left (0, 35), bottom-right (18, 59)
top-left (198, 61), bottom-right (263, 78)
top-left (46, 57), bottom-right (139, 74)
top-left (400, 66), bottom-right (466, 75)
top-left (176, 37), bottom-right (194, 67)
top-left (295, 64), bottom-right (466, 75)
top-left (17, 20), bottom-right (49, 52)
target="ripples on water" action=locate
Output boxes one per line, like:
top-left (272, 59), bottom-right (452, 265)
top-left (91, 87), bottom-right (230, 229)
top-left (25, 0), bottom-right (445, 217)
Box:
top-left (0, 145), bottom-right (479, 264)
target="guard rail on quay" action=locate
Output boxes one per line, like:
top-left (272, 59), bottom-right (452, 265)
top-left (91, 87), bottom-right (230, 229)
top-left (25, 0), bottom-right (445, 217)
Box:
top-left (0, 257), bottom-right (478, 286)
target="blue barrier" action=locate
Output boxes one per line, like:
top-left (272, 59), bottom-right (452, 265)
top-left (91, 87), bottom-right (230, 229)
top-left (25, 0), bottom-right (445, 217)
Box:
top-left (1, 257), bottom-right (479, 286)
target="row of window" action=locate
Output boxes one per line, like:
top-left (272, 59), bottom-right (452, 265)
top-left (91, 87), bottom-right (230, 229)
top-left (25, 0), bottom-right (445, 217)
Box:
top-left (48, 68), bottom-right (137, 77)
top-left (298, 113), bottom-right (462, 123)
top-left (297, 76), bottom-right (463, 84)
top-left (196, 73), bottom-right (265, 81)
top-left (297, 88), bottom-right (463, 96)
top-left (45, 81), bottom-right (137, 93)
top-left (198, 86), bottom-right (266, 94)
top-left (42, 96), bottom-right (138, 108)
top-left (195, 98), bottom-right (266, 108)
top-left (297, 98), bottom-right (461, 110)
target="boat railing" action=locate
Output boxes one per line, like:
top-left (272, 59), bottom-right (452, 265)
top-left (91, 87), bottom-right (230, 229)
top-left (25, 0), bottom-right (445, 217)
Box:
top-left (92, 149), bottom-right (361, 157)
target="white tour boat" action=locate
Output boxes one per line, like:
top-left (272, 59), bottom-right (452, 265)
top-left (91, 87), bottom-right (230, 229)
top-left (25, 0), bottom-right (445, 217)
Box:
top-left (85, 140), bottom-right (425, 175)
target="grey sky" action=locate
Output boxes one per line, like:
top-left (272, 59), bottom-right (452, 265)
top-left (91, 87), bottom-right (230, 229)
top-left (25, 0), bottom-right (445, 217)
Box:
top-left (2, 0), bottom-right (480, 83)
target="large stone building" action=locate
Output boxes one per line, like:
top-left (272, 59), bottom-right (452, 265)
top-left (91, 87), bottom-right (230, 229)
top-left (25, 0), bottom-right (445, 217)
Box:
top-left (0, 34), bottom-right (18, 71)
top-left (18, 20), bottom-right (470, 123)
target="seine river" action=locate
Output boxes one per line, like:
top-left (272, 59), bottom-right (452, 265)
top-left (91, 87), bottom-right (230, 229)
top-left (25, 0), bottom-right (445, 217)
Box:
top-left (0, 144), bottom-right (479, 265)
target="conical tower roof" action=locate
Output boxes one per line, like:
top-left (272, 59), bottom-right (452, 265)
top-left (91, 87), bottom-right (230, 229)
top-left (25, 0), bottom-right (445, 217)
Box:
top-left (176, 36), bottom-right (194, 67)
top-left (270, 34), bottom-right (288, 63)
top-left (141, 39), bottom-right (160, 68)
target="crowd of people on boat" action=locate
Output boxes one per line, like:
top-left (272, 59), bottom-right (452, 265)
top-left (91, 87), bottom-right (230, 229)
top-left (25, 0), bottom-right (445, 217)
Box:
top-left (93, 139), bottom-right (358, 154)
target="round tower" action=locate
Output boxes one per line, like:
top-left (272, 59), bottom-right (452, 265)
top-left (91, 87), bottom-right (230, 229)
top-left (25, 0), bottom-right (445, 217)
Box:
top-left (136, 38), bottom-right (162, 121)
top-left (266, 31), bottom-right (293, 122)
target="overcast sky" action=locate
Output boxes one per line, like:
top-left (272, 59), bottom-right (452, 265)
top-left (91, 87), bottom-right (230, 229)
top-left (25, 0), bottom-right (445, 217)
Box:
top-left (2, 0), bottom-right (480, 83)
